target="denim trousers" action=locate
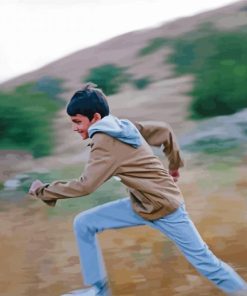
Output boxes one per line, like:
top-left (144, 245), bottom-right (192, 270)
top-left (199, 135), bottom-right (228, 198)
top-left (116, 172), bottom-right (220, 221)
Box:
top-left (73, 197), bottom-right (247, 294)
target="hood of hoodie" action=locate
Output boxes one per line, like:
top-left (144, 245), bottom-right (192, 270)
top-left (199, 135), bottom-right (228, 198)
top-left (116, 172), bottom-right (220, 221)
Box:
top-left (88, 114), bottom-right (142, 148)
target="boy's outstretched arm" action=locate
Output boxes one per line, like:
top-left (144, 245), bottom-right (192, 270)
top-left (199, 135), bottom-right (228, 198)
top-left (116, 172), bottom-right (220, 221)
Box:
top-left (29, 137), bottom-right (117, 206)
top-left (135, 121), bottom-right (184, 176)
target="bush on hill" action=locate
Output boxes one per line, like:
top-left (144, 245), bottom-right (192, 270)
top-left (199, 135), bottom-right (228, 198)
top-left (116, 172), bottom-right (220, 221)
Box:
top-left (138, 37), bottom-right (170, 56)
top-left (0, 77), bottom-right (65, 157)
top-left (167, 28), bottom-right (247, 118)
top-left (83, 64), bottom-right (129, 95)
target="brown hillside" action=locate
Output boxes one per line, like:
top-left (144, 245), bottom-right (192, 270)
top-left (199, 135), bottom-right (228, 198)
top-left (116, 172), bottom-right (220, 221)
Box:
top-left (1, 0), bottom-right (247, 178)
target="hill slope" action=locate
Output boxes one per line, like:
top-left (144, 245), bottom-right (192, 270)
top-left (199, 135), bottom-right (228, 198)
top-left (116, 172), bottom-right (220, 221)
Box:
top-left (1, 0), bottom-right (247, 178)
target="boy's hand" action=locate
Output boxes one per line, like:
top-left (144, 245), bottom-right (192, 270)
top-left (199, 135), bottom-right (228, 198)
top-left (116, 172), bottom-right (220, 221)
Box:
top-left (169, 170), bottom-right (180, 182)
top-left (29, 179), bottom-right (44, 195)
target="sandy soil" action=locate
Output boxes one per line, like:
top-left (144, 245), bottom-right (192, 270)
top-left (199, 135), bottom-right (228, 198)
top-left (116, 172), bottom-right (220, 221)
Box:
top-left (0, 163), bottom-right (246, 296)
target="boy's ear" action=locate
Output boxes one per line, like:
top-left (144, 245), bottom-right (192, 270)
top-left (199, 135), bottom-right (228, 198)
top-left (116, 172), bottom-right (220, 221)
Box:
top-left (92, 113), bottom-right (102, 123)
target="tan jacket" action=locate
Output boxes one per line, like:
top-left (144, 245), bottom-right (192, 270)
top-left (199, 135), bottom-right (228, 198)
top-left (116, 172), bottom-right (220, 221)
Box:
top-left (33, 121), bottom-right (184, 220)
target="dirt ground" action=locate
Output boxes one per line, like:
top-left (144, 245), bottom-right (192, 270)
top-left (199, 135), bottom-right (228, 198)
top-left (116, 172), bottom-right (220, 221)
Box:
top-left (1, 162), bottom-right (246, 296)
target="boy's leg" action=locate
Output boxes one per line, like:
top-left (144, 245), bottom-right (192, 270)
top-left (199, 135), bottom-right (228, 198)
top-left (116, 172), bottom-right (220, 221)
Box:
top-left (73, 197), bottom-right (146, 287)
top-left (150, 203), bottom-right (247, 295)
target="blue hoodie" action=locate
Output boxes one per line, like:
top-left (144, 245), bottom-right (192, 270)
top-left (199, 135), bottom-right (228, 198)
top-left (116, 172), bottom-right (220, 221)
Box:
top-left (88, 114), bottom-right (142, 148)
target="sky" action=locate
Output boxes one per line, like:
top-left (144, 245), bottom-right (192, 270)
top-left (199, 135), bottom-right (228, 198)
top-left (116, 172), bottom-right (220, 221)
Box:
top-left (0, 0), bottom-right (239, 83)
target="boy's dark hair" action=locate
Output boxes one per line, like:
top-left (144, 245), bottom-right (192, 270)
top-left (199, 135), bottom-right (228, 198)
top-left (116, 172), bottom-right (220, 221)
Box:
top-left (66, 82), bottom-right (110, 120)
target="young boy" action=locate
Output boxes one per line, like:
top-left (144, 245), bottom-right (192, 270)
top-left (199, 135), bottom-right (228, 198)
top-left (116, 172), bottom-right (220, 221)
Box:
top-left (29, 83), bottom-right (247, 296)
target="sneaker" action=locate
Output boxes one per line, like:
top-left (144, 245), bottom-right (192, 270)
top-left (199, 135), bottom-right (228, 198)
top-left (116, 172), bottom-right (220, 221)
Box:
top-left (61, 286), bottom-right (99, 296)
top-left (61, 279), bottom-right (111, 296)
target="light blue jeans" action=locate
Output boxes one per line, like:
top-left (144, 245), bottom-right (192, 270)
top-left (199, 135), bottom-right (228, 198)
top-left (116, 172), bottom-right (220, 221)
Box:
top-left (73, 197), bottom-right (247, 294)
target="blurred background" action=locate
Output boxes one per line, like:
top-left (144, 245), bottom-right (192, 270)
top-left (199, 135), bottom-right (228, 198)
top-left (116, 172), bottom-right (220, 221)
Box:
top-left (0, 1), bottom-right (247, 295)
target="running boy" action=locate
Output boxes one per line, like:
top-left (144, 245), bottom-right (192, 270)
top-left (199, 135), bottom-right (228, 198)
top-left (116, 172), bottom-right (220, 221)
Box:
top-left (29, 83), bottom-right (247, 296)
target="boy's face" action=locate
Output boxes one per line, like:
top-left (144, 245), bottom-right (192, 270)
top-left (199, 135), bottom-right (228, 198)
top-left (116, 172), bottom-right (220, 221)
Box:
top-left (70, 113), bottom-right (101, 140)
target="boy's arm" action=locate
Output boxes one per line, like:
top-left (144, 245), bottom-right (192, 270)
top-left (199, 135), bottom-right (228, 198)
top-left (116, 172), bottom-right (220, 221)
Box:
top-left (32, 141), bottom-right (117, 206)
top-left (134, 121), bottom-right (184, 171)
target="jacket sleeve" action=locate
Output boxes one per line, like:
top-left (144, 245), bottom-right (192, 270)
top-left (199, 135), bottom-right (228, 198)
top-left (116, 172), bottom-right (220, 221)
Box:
top-left (134, 121), bottom-right (184, 171)
top-left (33, 140), bottom-right (117, 206)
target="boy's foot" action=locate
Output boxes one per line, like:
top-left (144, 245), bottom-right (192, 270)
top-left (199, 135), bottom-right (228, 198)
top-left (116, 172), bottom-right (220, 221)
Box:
top-left (61, 286), bottom-right (99, 296)
top-left (61, 286), bottom-right (98, 296)
top-left (61, 279), bottom-right (111, 296)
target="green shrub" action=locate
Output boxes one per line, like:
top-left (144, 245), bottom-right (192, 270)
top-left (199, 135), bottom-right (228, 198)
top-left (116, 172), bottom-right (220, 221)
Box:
top-left (138, 37), bottom-right (170, 56)
top-left (132, 77), bottom-right (151, 89)
top-left (0, 78), bottom-right (64, 157)
top-left (190, 60), bottom-right (247, 118)
top-left (167, 35), bottom-right (218, 75)
top-left (83, 64), bottom-right (129, 95)
top-left (166, 23), bottom-right (218, 74)
top-left (167, 28), bottom-right (247, 118)
top-left (34, 76), bottom-right (65, 100)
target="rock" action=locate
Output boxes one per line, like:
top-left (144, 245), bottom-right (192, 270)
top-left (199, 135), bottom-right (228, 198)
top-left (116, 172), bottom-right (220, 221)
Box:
top-left (4, 179), bottom-right (21, 190)
top-left (179, 108), bottom-right (247, 152)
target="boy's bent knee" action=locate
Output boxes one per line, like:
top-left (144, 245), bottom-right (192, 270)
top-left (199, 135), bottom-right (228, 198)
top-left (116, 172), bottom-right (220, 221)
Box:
top-left (73, 212), bottom-right (92, 234)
